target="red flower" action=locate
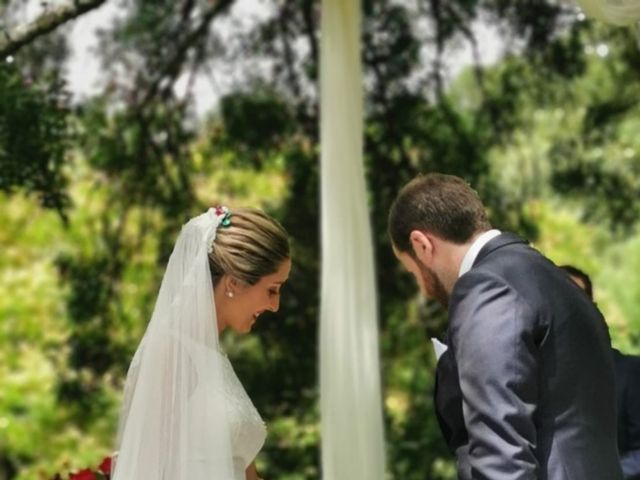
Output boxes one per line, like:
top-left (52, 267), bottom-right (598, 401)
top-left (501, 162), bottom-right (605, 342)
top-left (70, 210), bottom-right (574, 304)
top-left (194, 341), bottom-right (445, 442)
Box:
top-left (98, 456), bottom-right (112, 475)
top-left (69, 469), bottom-right (96, 480)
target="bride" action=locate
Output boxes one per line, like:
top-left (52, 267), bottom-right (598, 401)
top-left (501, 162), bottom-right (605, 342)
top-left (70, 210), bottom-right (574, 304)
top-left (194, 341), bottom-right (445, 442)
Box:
top-left (112, 206), bottom-right (291, 480)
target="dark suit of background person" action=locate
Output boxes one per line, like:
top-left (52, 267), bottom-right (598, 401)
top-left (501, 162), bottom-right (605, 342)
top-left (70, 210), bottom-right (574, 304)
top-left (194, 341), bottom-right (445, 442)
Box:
top-left (561, 265), bottom-right (640, 480)
top-left (437, 233), bottom-right (622, 480)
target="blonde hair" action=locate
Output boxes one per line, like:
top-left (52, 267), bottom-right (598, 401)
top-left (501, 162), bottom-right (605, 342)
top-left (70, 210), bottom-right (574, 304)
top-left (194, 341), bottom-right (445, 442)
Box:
top-left (208, 207), bottom-right (290, 286)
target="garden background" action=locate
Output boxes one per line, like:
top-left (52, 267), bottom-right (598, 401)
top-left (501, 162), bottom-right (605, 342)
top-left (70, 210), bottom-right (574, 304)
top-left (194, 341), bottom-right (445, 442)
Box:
top-left (1, 0), bottom-right (640, 478)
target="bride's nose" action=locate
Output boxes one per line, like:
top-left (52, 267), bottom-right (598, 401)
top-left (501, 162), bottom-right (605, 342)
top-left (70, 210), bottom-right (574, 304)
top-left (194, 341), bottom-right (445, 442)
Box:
top-left (268, 296), bottom-right (280, 312)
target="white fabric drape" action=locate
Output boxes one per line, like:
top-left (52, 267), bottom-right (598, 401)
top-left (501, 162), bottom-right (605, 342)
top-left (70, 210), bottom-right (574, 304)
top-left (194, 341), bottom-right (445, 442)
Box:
top-left (319, 1), bottom-right (386, 480)
top-left (576, 0), bottom-right (640, 25)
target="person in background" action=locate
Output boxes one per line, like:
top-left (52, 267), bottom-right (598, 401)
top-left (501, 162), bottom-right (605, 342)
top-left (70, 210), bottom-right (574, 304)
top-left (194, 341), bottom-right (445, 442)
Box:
top-left (560, 264), bottom-right (640, 480)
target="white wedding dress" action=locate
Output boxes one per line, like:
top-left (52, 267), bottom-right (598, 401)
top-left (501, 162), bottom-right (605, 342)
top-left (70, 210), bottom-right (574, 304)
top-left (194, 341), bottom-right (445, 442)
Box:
top-left (218, 350), bottom-right (267, 480)
top-left (113, 209), bottom-right (268, 480)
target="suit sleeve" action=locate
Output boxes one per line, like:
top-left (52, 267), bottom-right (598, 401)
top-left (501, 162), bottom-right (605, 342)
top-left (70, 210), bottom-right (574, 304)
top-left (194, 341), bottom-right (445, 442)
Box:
top-left (449, 271), bottom-right (541, 480)
top-left (624, 356), bottom-right (640, 453)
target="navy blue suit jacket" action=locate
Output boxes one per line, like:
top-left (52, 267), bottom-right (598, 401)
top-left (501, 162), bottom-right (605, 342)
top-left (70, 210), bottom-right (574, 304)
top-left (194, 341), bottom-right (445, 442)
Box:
top-left (614, 349), bottom-right (640, 479)
top-left (435, 233), bottom-right (622, 480)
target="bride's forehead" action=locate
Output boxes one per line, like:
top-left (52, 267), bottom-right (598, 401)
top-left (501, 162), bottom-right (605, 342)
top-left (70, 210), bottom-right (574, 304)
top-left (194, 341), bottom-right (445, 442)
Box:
top-left (260, 262), bottom-right (290, 284)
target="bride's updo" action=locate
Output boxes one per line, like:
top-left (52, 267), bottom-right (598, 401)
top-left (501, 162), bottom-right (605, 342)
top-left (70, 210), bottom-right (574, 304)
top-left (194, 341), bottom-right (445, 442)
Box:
top-left (208, 207), bottom-right (290, 286)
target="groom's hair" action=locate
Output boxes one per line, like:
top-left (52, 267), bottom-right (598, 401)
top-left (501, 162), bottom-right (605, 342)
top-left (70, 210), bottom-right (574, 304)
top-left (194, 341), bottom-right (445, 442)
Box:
top-left (388, 173), bottom-right (491, 253)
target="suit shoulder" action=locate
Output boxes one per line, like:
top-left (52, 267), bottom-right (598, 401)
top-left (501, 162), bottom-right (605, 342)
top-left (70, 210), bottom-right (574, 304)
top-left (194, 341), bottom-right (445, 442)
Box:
top-left (452, 267), bottom-right (516, 304)
top-left (450, 269), bottom-right (535, 322)
top-left (449, 268), bottom-right (540, 337)
top-left (455, 267), bottom-right (508, 289)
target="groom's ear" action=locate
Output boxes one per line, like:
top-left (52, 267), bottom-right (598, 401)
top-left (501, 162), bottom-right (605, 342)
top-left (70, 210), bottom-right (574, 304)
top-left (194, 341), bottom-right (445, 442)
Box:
top-left (409, 230), bottom-right (433, 266)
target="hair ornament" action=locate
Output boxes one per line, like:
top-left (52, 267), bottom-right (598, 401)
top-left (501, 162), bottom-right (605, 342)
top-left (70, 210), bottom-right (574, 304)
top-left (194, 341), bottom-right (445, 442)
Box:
top-left (205, 205), bottom-right (232, 253)
top-left (214, 205), bottom-right (232, 228)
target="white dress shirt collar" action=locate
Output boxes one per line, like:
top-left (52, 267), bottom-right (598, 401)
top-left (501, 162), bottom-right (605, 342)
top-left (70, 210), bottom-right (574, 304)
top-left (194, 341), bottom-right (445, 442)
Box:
top-left (458, 229), bottom-right (501, 278)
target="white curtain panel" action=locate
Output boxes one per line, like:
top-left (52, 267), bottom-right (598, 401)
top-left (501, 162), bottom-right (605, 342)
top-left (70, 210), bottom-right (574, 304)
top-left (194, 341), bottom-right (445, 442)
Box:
top-left (319, 1), bottom-right (386, 480)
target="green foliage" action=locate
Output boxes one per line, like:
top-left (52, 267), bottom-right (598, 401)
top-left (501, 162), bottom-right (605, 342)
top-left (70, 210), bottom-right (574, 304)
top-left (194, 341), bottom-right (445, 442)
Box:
top-left (78, 98), bottom-right (197, 214)
top-left (600, 235), bottom-right (640, 352)
top-left (221, 90), bottom-right (294, 152)
top-left (363, 1), bottom-right (420, 90)
top-left (0, 64), bottom-right (70, 220)
top-left (0, 193), bottom-right (120, 480)
top-left (2, 1), bottom-right (640, 479)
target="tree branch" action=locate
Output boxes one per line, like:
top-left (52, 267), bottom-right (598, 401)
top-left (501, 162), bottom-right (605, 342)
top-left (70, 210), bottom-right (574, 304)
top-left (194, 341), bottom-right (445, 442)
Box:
top-left (429, 0), bottom-right (445, 101)
top-left (277, 5), bottom-right (302, 102)
top-left (442, 4), bottom-right (486, 94)
top-left (138, 0), bottom-right (235, 107)
top-left (0, 0), bottom-right (107, 58)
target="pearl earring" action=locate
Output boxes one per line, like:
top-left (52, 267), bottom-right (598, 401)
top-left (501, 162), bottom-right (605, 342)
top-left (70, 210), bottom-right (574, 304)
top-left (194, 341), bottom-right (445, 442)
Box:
top-left (226, 291), bottom-right (234, 298)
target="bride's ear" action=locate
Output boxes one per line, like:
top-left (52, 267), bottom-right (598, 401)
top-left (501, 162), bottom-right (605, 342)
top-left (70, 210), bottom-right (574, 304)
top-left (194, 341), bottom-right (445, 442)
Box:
top-left (409, 230), bottom-right (433, 266)
top-left (221, 274), bottom-right (238, 297)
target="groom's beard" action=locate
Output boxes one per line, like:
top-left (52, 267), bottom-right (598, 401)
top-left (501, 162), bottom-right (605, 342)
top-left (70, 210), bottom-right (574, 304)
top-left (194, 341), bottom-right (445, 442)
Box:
top-left (419, 263), bottom-right (449, 309)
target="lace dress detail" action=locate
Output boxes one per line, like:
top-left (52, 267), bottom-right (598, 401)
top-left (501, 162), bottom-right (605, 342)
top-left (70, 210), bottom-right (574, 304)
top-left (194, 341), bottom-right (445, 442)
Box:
top-left (219, 352), bottom-right (267, 480)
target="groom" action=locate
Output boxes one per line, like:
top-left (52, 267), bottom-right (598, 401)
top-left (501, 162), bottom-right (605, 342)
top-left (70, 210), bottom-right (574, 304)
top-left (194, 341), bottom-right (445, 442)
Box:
top-left (388, 173), bottom-right (623, 479)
